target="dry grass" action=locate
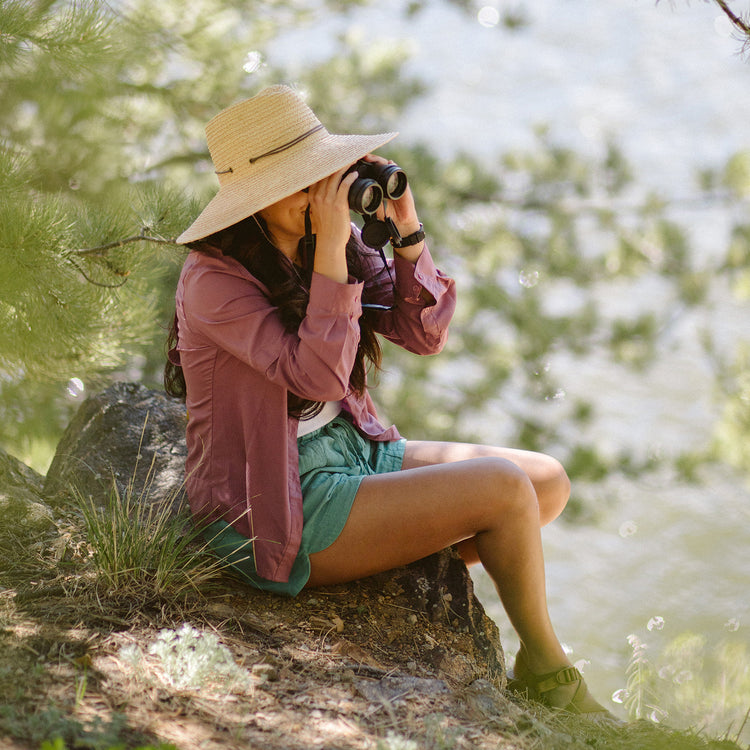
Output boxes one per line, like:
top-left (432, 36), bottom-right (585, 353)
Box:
top-left (75, 445), bottom-right (236, 605)
top-left (0, 499), bottom-right (744, 750)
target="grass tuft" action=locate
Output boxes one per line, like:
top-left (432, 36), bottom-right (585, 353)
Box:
top-left (77, 441), bottom-right (232, 604)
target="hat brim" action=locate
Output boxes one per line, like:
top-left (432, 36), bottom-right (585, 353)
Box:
top-left (177, 130), bottom-right (398, 244)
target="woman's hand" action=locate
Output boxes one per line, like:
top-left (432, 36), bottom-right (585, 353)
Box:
top-left (361, 153), bottom-right (424, 261)
top-left (307, 167), bottom-right (359, 284)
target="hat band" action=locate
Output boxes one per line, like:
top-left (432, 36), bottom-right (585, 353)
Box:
top-left (249, 123), bottom-right (325, 163)
top-left (215, 124), bottom-right (325, 174)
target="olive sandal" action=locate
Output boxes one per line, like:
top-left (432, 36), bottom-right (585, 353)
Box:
top-left (507, 664), bottom-right (621, 722)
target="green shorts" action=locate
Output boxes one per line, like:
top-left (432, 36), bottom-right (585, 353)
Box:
top-left (203, 416), bottom-right (406, 597)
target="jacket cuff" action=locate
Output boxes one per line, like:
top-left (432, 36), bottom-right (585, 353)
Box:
top-left (394, 244), bottom-right (446, 304)
top-left (307, 271), bottom-right (363, 315)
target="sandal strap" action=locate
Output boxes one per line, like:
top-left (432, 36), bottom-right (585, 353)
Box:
top-left (532, 666), bottom-right (583, 695)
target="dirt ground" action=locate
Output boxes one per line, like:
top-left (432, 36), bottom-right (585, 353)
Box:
top-left (0, 439), bottom-right (585, 750)
top-left (0, 561), bottom-right (548, 750)
top-left (3, 540), bottom-right (746, 750)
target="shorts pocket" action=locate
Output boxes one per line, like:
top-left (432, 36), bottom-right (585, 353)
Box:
top-left (297, 433), bottom-right (349, 476)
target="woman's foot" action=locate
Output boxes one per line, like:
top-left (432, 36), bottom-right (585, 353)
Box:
top-left (508, 653), bottom-right (620, 721)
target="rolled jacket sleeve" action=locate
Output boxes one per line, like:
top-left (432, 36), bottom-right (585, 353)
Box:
top-left (359, 239), bottom-right (456, 355)
top-left (182, 255), bottom-right (363, 401)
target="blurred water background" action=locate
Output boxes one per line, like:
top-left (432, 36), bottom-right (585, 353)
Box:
top-left (272, 0), bottom-right (750, 735)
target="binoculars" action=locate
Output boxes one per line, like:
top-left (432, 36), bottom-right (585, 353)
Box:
top-left (345, 160), bottom-right (408, 215)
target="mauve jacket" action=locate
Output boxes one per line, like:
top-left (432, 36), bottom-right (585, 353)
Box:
top-left (173, 228), bottom-right (456, 582)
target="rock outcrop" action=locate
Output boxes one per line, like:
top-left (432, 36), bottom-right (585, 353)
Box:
top-left (3, 382), bottom-right (506, 690)
top-left (0, 448), bottom-right (57, 567)
top-left (43, 382), bottom-right (188, 513)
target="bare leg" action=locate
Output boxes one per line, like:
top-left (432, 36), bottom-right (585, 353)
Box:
top-left (307, 440), bottom-right (610, 715)
top-left (402, 441), bottom-right (571, 525)
top-left (307, 453), bottom-right (568, 675)
top-left (402, 441), bottom-right (570, 566)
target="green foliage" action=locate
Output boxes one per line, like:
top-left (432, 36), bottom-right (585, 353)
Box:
top-left (0, 178), bottom-right (167, 380)
top-left (373, 133), bottom-right (706, 468)
top-left (37, 739), bottom-right (177, 750)
top-left (0, 0), bottom-right (234, 388)
top-left (0, 0), bottom-right (432, 469)
top-left (79, 438), bottom-right (230, 602)
top-left (621, 632), bottom-right (664, 723)
top-left (614, 619), bottom-right (750, 746)
top-left (0, 703), bottom-right (130, 750)
top-left (551, 713), bottom-right (745, 750)
top-left (726, 223), bottom-right (750, 302)
top-left (2, 0), bottom-right (750, 494)
top-left (303, 32), bottom-right (426, 132)
top-left (710, 342), bottom-right (750, 474)
top-left (0, 0), bottom-right (115, 72)
top-left (723, 150), bottom-right (750, 198)
top-left (609, 314), bottom-right (658, 369)
top-left (565, 445), bottom-right (611, 482)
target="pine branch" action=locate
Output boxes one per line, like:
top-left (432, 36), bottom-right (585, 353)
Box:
top-left (70, 231), bottom-right (178, 287)
top-left (713, 0), bottom-right (750, 32)
top-left (66, 256), bottom-right (130, 288)
top-left (0, 0), bottom-right (118, 72)
top-left (657, 1), bottom-right (750, 54)
top-left (74, 232), bottom-right (177, 257)
top-left (712, 0), bottom-right (750, 49)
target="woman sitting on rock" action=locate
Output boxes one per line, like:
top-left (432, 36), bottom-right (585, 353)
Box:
top-left (165, 84), bottom-right (612, 718)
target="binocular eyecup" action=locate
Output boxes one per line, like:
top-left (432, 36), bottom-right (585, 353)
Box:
top-left (345, 160), bottom-right (408, 215)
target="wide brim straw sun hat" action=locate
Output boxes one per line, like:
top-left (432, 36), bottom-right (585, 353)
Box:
top-left (177, 85), bottom-right (398, 244)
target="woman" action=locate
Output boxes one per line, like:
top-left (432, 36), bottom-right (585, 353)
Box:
top-left (165, 84), bottom-right (612, 718)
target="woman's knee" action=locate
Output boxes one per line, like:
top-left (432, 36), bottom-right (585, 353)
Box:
top-left (473, 456), bottom-right (541, 521)
top-left (535, 455), bottom-right (571, 525)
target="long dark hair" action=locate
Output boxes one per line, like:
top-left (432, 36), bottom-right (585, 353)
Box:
top-left (164, 214), bottom-right (382, 419)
